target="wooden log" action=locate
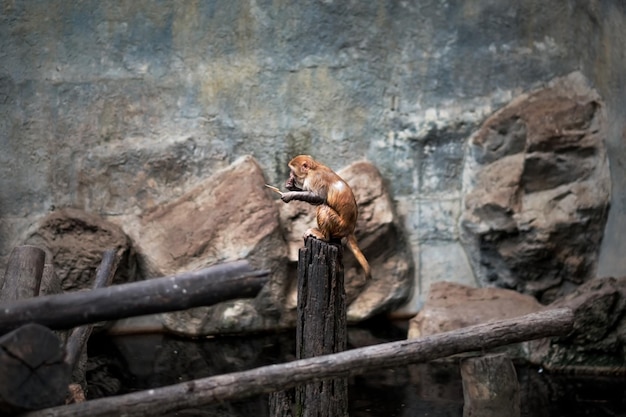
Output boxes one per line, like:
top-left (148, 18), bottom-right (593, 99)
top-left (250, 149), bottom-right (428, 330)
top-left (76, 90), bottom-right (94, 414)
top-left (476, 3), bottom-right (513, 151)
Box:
top-left (0, 245), bottom-right (46, 303)
top-left (295, 238), bottom-right (348, 417)
top-left (22, 308), bottom-right (574, 417)
top-left (0, 323), bottom-right (70, 414)
top-left (461, 354), bottom-right (521, 417)
top-left (0, 261), bottom-right (268, 333)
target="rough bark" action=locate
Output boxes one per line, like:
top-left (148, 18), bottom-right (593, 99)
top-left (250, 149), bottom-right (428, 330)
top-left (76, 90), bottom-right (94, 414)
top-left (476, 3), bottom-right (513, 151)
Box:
top-left (295, 238), bottom-right (348, 417)
top-left (270, 238), bottom-right (348, 417)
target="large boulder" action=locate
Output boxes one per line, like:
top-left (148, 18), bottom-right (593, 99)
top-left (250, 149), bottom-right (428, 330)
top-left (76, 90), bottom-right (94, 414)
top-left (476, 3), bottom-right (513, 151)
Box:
top-left (124, 155), bottom-right (290, 335)
top-left (277, 160), bottom-right (413, 322)
top-left (408, 281), bottom-right (542, 339)
top-left (24, 208), bottom-right (135, 291)
top-left (460, 72), bottom-right (611, 303)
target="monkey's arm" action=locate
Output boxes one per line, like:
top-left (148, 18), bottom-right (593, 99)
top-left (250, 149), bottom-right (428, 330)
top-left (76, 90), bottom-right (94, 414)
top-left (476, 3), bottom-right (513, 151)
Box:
top-left (265, 184), bottom-right (325, 205)
top-left (281, 191), bottom-right (325, 205)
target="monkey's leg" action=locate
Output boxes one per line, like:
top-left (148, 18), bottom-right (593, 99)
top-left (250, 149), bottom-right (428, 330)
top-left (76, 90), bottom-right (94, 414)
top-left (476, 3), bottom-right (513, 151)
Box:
top-left (307, 205), bottom-right (350, 241)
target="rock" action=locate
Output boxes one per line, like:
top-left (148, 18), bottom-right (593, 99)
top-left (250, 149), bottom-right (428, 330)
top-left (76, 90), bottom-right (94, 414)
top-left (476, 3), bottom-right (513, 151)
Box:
top-left (127, 155), bottom-right (290, 336)
top-left (24, 208), bottom-right (135, 291)
top-left (460, 72), bottom-right (611, 303)
top-left (528, 276), bottom-right (626, 372)
top-left (408, 281), bottom-right (543, 339)
top-left (410, 278), bottom-right (626, 372)
top-left (277, 160), bottom-right (413, 322)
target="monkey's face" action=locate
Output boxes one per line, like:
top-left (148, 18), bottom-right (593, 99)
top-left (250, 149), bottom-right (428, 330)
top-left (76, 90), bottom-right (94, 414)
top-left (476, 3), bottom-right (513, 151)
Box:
top-left (286, 167), bottom-right (304, 191)
top-left (286, 155), bottom-right (314, 191)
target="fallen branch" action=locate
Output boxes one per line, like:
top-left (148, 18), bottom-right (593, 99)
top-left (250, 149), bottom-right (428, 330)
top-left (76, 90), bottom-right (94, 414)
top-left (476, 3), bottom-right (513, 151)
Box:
top-left (64, 249), bottom-right (122, 404)
top-left (22, 308), bottom-right (574, 417)
top-left (0, 261), bottom-right (268, 333)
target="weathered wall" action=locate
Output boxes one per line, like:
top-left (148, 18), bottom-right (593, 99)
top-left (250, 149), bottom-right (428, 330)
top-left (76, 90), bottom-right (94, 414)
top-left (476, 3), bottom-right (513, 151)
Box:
top-left (1, 1), bottom-right (626, 311)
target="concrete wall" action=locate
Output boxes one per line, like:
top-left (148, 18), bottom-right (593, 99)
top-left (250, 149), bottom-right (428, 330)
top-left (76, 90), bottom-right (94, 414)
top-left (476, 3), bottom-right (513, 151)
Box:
top-left (2, 1), bottom-right (626, 306)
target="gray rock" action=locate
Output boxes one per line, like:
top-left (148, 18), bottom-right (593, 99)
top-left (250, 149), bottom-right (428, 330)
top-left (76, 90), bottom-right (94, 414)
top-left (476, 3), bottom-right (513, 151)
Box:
top-left (528, 276), bottom-right (626, 372)
top-left (460, 73), bottom-right (611, 302)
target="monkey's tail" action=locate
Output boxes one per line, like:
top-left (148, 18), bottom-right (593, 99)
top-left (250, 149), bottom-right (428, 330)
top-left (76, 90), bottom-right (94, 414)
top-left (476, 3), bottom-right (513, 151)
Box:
top-left (346, 234), bottom-right (371, 279)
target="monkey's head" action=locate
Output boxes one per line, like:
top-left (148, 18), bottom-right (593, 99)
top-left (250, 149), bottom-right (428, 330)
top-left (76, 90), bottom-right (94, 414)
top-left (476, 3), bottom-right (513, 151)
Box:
top-left (286, 155), bottom-right (317, 191)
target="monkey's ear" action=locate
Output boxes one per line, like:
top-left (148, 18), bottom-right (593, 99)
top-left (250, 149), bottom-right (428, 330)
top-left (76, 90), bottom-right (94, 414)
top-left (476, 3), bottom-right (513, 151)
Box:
top-left (302, 162), bottom-right (309, 171)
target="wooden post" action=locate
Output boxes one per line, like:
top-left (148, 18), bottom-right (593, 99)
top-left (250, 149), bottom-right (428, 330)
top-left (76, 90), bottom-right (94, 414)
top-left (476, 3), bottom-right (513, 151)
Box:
top-left (461, 354), bottom-right (521, 417)
top-left (0, 245), bottom-right (46, 302)
top-left (270, 237), bottom-right (348, 417)
top-left (296, 237), bottom-right (348, 417)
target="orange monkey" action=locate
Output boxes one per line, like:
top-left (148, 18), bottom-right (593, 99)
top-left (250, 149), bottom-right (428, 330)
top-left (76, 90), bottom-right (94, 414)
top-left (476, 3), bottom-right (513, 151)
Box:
top-left (280, 155), bottom-right (371, 278)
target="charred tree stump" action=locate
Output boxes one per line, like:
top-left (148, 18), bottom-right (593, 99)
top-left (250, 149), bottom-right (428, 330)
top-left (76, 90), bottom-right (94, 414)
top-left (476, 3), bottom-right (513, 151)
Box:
top-left (295, 237), bottom-right (348, 417)
top-left (0, 323), bottom-right (70, 414)
top-left (0, 245), bottom-right (46, 304)
top-left (270, 237), bottom-right (348, 417)
top-left (461, 353), bottom-right (521, 417)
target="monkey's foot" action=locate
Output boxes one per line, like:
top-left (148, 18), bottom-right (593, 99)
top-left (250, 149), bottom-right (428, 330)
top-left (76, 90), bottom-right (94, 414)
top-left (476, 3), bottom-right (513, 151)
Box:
top-left (303, 228), bottom-right (327, 242)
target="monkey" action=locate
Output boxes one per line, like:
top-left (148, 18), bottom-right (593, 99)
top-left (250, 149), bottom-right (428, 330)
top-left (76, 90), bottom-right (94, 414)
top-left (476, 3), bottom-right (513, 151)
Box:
top-left (272, 155), bottom-right (371, 279)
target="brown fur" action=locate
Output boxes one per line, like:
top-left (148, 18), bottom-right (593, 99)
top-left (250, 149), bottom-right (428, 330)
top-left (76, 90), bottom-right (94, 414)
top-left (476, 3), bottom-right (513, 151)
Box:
top-left (286, 155), bottom-right (371, 278)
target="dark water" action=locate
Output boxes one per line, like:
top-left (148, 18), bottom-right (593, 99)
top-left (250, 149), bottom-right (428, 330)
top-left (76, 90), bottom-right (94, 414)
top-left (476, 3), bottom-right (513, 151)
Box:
top-left (87, 320), bottom-right (626, 417)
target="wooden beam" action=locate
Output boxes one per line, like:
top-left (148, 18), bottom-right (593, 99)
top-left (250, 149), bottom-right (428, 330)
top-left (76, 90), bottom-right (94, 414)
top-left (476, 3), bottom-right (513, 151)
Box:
top-left (0, 261), bottom-right (268, 333)
top-left (22, 308), bottom-right (574, 417)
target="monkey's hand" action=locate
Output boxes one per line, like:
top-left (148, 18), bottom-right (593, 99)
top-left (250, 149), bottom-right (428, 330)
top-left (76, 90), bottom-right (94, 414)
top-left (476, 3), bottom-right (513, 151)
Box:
top-left (281, 191), bottom-right (325, 205)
